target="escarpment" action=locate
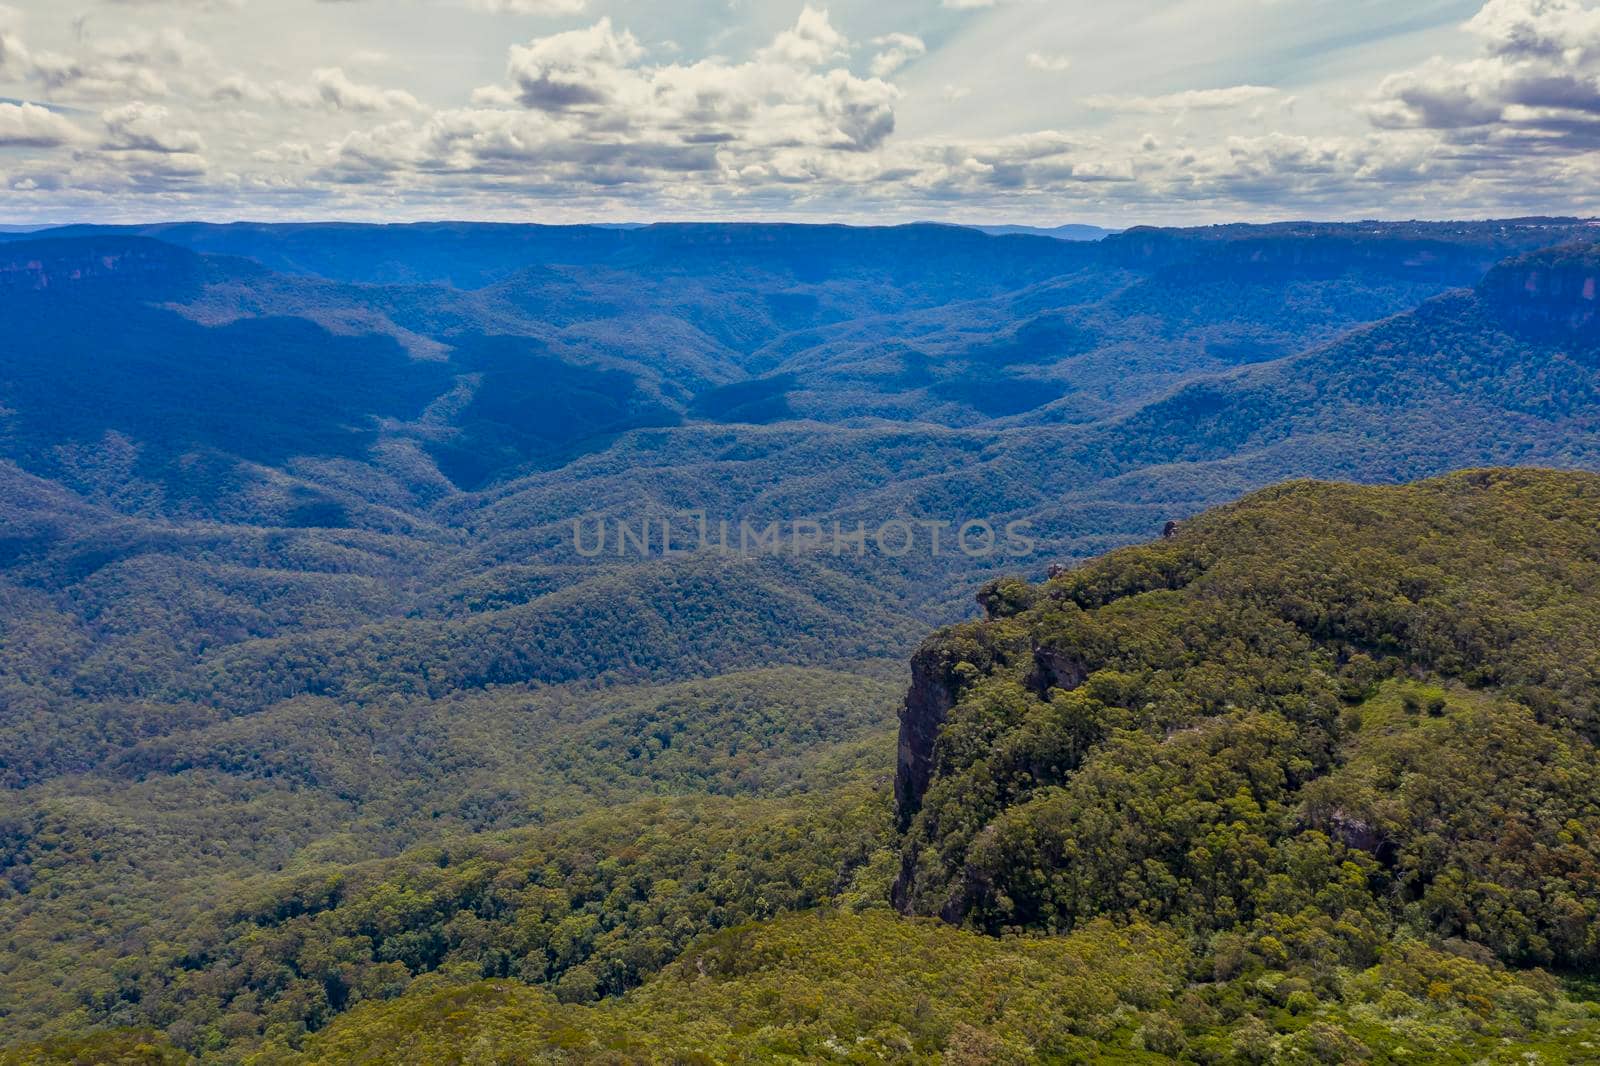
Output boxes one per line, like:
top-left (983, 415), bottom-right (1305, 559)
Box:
top-left (889, 471), bottom-right (1600, 974)
top-left (0, 236), bottom-right (212, 294)
top-left (893, 638), bottom-right (977, 832)
top-left (1478, 241), bottom-right (1600, 334)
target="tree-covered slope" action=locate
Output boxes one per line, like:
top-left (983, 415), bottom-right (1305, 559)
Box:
top-left (896, 469), bottom-right (1600, 974)
top-left (1082, 242), bottom-right (1600, 478)
top-left (0, 667), bottom-right (904, 1049)
top-left (9, 471), bottom-right (1600, 1063)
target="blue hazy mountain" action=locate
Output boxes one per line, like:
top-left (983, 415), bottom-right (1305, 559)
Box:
top-left (960, 222), bottom-right (1119, 240)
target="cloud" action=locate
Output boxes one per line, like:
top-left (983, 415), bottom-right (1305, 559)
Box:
top-left (490, 17), bottom-right (644, 110)
top-left (0, 5), bottom-right (30, 78)
top-left (209, 72), bottom-right (270, 103)
top-left (1465, 0), bottom-right (1600, 60)
top-left (1085, 85), bottom-right (1279, 112)
top-left (21, 27), bottom-right (212, 101)
top-left (940, 0), bottom-right (1037, 9)
top-left (1369, 0), bottom-right (1600, 152)
top-left (467, 0), bottom-right (587, 13)
top-left (468, 9), bottom-right (894, 151)
top-left (0, 101), bottom-right (84, 147)
top-left (101, 101), bottom-right (203, 153)
top-left (223, 66), bottom-right (421, 111)
top-left (871, 33), bottom-right (925, 78)
top-left (30, 50), bottom-right (170, 97)
top-left (1, 0), bottom-right (1597, 225)
top-left (311, 6), bottom-right (908, 207)
top-left (758, 5), bottom-right (849, 66)
top-left (101, 0), bottom-right (244, 7)
top-left (308, 67), bottom-right (421, 112)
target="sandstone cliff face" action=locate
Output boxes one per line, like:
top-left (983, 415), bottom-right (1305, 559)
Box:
top-left (895, 584), bottom-right (1037, 834)
top-left (1478, 241), bottom-right (1600, 334)
top-left (1099, 229), bottom-right (1497, 283)
top-left (0, 237), bottom-right (209, 294)
top-left (894, 639), bottom-right (966, 832)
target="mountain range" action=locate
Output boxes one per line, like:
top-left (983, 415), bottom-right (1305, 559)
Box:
top-left (2, 217), bottom-right (1600, 1062)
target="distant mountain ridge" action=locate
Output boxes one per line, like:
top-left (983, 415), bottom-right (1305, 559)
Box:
top-left (954, 222), bottom-right (1119, 241)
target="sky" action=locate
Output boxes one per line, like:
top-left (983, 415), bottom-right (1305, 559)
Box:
top-left (0, 0), bottom-right (1597, 225)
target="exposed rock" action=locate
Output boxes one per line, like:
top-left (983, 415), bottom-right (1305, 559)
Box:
top-left (1026, 643), bottom-right (1089, 698)
top-left (1478, 242), bottom-right (1600, 334)
top-left (0, 236), bottom-right (213, 296)
top-left (1321, 810), bottom-right (1399, 868)
top-left (894, 640), bottom-right (967, 831)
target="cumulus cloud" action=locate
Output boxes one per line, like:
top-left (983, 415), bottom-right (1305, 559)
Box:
top-left (101, 101), bottom-right (203, 153)
top-left (1369, 0), bottom-right (1600, 151)
top-left (30, 48), bottom-right (170, 98)
top-left (1466, 0), bottom-right (1600, 59)
top-left (759, 5), bottom-right (849, 66)
top-left (1369, 0), bottom-right (1600, 156)
top-left (870, 33), bottom-right (925, 78)
top-left (220, 66), bottom-right (423, 111)
top-left (307, 67), bottom-right (421, 112)
top-left (451, 7), bottom-right (895, 175)
top-left (0, 101), bottom-right (84, 147)
top-left (907, 129), bottom-right (1131, 194)
top-left (20, 26), bottom-right (214, 100)
top-left (487, 17), bottom-right (644, 110)
top-left (0, 0), bottom-right (1596, 224)
top-left (304, 6), bottom-right (911, 204)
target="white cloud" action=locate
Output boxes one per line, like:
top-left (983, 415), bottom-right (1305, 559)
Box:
top-left (1465, 0), bottom-right (1600, 60)
top-left (467, 0), bottom-right (587, 13)
top-left (459, 9), bottom-right (896, 164)
top-left (20, 27), bottom-right (213, 101)
top-left (870, 33), bottom-right (925, 78)
top-left (101, 101), bottom-right (203, 153)
top-left (1369, 0), bottom-right (1600, 152)
top-left (101, 0), bottom-right (244, 8)
top-left (307, 67), bottom-right (421, 112)
top-left (486, 17), bottom-right (644, 110)
top-left (0, 5), bottom-right (30, 78)
top-left (758, 5), bottom-right (849, 67)
top-left (0, 101), bottom-right (83, 146)
top-left (0, 0), bottom-right (1597, 224)
top-left (1085, 85), bottom-right (1279, 113)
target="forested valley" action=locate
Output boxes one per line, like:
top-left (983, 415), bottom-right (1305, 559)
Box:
top-left (2, 220), bottom-right (1600, 1062)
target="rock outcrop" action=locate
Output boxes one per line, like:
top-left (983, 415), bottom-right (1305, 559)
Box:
top-left (0, 236), bottom-right (211, 295)
top-left (1478, 241), bottom-right (1600, 334)
top-left (894, 639), bottom-right (968, 831)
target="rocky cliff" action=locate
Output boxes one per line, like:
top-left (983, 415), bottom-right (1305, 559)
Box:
top-left (1478, 240), bottom-right (1600, 333)
top-left (0, 236), bottom-right (217, 295)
